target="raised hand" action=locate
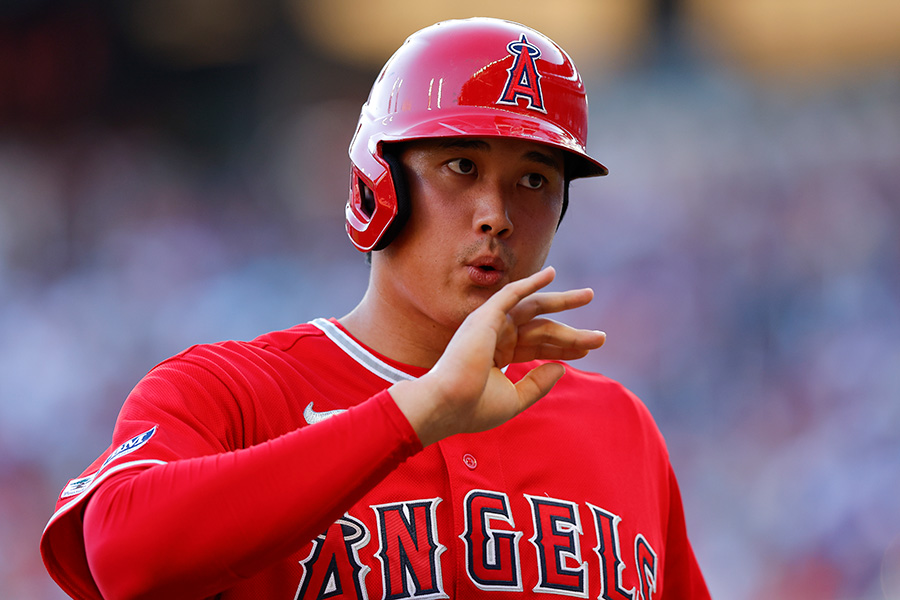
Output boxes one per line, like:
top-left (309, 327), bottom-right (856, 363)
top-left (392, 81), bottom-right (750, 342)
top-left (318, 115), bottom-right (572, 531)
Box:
top-left (390, 267), bottom-right (606, 446)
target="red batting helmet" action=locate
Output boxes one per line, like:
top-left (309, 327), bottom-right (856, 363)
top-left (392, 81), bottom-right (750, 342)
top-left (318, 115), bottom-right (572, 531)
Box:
top-left (345, 17), bottom-right (608, 252)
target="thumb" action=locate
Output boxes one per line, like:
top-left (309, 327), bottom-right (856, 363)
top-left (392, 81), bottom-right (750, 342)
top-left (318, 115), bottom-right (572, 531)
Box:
top-left (514, 362), bottom-right (566, 413)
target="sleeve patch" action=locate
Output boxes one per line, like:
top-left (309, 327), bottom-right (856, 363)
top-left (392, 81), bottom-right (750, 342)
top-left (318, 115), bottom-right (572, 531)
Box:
top-left (57, 427), bottom-right (158, 501)
top-left (60, 473), bottom-right (98, 499)
top-left (100, 426), bottom-right (158, 470)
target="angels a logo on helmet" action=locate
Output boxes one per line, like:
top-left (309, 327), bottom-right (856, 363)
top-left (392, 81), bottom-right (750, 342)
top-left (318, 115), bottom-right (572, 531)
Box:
top-left (498, 34), bottom-right (546, 113)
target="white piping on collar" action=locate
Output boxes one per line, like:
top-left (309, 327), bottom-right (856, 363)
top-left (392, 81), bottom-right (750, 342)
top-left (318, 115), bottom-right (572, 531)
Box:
top-left (311, 318), bottom-right (416, 384)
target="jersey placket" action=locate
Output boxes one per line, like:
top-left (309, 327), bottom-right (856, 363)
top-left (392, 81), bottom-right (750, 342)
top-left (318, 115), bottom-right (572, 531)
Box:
top-left (436, 432), bottom-right (521, 595)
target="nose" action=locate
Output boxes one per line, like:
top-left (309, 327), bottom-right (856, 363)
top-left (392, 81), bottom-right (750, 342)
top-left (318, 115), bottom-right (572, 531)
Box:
top-left (473, 185), bottom-right (513, 238)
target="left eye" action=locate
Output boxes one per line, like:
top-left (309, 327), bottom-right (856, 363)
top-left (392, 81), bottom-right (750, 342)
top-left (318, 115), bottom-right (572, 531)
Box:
top-left (447, 158), bottom-right (476, 175)
top-left (520, 173), bottom-right (545, 189)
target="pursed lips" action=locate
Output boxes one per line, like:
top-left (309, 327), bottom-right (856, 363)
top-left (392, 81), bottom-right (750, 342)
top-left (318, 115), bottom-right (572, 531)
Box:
top-left (465, 254), bottom-right (510, 287)
top-left (469, 255), bottom-right (506, 272)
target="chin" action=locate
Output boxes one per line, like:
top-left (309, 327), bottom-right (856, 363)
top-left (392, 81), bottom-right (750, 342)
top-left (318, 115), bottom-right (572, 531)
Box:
top-left (459, 290), bottom-right (494, 318)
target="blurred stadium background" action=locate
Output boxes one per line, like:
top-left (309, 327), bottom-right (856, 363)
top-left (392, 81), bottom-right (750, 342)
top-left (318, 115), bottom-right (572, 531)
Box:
top-left (1, 0), bottom-right (898, 598)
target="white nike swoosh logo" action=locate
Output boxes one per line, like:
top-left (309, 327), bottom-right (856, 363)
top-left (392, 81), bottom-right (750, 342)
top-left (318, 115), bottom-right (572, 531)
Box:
top-left (303, 402), bottom-right (347, 425)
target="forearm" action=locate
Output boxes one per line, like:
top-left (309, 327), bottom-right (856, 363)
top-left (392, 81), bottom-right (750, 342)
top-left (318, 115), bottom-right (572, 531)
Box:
top-left (83, 391), bottom-right (420, 600)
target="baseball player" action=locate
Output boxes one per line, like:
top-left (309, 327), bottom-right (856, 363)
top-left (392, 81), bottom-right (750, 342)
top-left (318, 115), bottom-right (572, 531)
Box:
top-left (41, 18), bottom-right (710, 599)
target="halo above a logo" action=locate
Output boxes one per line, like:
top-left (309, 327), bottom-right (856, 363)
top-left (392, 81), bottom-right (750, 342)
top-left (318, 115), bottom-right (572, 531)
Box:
top-left (497, 34), bottom-right (546, 113)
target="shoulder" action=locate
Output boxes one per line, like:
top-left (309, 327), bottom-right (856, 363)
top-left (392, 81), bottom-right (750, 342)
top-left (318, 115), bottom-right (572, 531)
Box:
top-left (249, 320), bottom-right (331, 351)
top-left (510, 360), bottom-right (667, 449)
top-left (528, 361), bottom-right (648, 414)
top-left (119, 321), bottom-right (342, 429)
top-left (550, 361), bottom-right (630, 393)
top-left (176, 320), bottom-right (328, 358)
top-left (150, 321), bottom-right (333, 375)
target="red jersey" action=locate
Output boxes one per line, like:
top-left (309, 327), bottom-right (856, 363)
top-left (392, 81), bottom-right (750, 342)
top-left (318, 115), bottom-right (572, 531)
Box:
top-left (41, 318), bottom-right (709, 599)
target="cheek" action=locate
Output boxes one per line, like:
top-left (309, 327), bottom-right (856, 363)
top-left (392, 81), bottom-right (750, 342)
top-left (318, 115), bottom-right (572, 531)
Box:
top-left (385, 199), bottom-right (459, 276)
top-left (517, 196), bottom-right (563, 236)
top-left (407, 186), bottom-right (470, 242)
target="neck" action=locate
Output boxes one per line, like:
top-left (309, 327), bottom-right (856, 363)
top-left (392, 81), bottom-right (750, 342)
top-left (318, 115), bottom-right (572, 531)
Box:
top-left (339, 286), bottom-right (455, 370)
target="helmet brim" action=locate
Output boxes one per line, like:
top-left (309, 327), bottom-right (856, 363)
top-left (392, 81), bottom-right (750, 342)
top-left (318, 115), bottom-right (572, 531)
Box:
top-left (371, 108), bottom-right (608, 178)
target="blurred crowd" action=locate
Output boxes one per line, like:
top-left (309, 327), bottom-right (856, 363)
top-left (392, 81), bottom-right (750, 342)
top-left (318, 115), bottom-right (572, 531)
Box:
top-left (1, 3), bottom-right (899, 599)
top-left (561, 72), bottom-right (900, 598)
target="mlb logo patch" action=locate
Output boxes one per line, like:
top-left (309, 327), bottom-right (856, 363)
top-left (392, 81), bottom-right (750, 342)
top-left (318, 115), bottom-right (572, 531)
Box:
top-left (61, 473), bottom-right (97, 499)
top-left (59, 426), bottom-right (158, 500)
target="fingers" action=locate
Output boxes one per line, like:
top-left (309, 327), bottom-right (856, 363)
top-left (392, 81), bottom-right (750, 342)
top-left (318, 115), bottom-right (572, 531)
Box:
top-left (517, 318), bottom-right (606, 351)
top-left (481, 268), bottom-right (604, 367)
top-left (476, 266), bottom-right (595, 328)
top-left (483, 266), bottom-right (558, 317)
top-left (510, 344), bottom-right (592, 364)
top-left (496, 319), bottom-right (606, 366)
top-left (513, 362), bottom-right (566, 410)
top-left (508, 287), bottom-right (595, 325)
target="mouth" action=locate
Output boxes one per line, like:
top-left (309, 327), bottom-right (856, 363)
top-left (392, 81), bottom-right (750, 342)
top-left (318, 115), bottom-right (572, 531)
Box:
top-left (469, 255), bottom-right (506, 271)
top-left (466, 256), bottom-right (507, 286)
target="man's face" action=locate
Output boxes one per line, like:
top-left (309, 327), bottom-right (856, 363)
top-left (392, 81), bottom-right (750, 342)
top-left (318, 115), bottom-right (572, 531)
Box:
top-left (371, 136), bottom-right (566, 334)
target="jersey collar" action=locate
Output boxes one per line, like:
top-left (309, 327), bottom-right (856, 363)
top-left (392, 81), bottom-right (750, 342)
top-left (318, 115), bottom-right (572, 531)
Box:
top-left (310, 318), bottom-right (424, 384)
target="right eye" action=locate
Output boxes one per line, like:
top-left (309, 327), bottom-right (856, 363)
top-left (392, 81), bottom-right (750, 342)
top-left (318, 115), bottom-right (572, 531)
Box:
top-left (447, 158), bottom-right (476, 175)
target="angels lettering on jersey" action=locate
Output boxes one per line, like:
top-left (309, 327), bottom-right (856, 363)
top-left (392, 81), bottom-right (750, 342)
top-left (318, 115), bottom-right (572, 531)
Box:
top-left (294, 490), bottom-right (657, 599)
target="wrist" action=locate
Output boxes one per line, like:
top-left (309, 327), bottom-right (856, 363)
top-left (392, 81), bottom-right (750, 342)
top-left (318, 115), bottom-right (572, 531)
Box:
top-left (389, 377), bottom-right (448, 448)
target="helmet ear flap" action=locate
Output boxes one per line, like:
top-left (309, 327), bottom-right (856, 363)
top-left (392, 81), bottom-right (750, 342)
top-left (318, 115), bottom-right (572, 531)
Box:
top-left (368, 147), bottom-right (411, 251)
top-left (357, 178), bottom-right (376, 218)
top-left (346, 143), bottom-right (409, 252)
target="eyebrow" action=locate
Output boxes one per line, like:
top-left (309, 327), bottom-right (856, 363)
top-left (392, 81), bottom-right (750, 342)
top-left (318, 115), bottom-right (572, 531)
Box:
top-left (436, 139), bottom-right (563, 170)
top-left (523, 150), bottom-right (563, 170)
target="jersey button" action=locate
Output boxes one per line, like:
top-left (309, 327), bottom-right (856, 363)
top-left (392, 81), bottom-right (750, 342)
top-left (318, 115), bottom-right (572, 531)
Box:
top-left (462, 453), bottom-right (477, 469)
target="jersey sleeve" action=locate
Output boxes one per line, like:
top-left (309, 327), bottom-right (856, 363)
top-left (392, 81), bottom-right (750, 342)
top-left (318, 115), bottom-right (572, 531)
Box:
top-left (39, 343), bottom-right (422, 600)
